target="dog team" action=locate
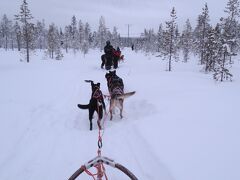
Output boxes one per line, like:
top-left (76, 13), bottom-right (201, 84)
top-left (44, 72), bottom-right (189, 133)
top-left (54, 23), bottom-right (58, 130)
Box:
top-left (101, 41), bottom-right (124, 70)
top-left (77, 41), bottom-right (135, 130)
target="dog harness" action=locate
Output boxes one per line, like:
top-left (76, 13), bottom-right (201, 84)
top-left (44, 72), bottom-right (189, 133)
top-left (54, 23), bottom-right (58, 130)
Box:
top-left (111, 87), bottom-right (123, 96)
top-left (93, 89), bottom-right (103, 100)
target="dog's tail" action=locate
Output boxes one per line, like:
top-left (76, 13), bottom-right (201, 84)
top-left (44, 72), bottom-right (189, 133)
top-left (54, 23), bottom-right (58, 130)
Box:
top-left (77, 104), bottom-right (89, 109)
top-left (117, 91), bottom-right (136, 99)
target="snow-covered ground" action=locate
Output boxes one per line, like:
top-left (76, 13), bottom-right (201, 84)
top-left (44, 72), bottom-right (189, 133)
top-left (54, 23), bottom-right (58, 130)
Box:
top-left (0, 49), bottom-right (240, 180)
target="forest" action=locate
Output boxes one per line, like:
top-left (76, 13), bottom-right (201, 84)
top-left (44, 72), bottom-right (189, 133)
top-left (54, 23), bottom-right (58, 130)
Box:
top-left (1, 0), bottom-right (240, 81)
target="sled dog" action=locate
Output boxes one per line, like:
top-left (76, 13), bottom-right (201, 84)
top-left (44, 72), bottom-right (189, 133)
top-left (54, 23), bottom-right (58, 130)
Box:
top-left (77, 80), bottom-right (106, 130)
top-left (105, 70), bottom-right (135, 120)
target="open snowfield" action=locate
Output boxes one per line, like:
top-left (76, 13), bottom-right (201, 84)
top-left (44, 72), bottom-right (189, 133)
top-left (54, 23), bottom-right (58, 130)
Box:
top-left (0, 49), bottom-right (240, 180)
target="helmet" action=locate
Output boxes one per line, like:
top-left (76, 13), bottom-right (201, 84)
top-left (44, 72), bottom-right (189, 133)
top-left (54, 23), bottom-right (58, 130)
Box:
top-left (106, 40), bottom-right (110, 45)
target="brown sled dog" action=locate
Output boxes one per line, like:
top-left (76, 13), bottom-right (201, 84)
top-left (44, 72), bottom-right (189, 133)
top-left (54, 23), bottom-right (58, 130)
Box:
top-left (105, 70), bottom-right (135, 120)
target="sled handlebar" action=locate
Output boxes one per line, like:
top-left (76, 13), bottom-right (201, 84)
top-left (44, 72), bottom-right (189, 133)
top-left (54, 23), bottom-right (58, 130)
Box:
top-left (68, 156), bottom-right (138, 180)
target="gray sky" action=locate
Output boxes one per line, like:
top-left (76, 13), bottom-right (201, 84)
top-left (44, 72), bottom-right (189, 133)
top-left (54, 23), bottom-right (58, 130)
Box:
top-left (1, 0), bottom-right (229, 36)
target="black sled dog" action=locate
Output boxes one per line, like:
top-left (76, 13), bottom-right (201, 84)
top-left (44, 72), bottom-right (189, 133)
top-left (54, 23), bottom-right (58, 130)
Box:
top-left (105, 70), bottom-right (135, 120)
top-left (77, 80), bottom-right (106, 130)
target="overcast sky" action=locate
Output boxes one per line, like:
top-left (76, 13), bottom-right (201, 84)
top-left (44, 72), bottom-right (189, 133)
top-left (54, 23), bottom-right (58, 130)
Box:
top-left (0, 0), bottom-right (229, 36)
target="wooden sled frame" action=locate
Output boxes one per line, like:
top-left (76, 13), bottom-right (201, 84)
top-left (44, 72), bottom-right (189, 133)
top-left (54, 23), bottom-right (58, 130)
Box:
top-left (68, 156), bottom-right (138, 180)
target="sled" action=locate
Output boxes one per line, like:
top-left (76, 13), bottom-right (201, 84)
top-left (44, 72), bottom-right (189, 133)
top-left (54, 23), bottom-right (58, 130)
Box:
top-left (68, 155), bottom-right (138, 180)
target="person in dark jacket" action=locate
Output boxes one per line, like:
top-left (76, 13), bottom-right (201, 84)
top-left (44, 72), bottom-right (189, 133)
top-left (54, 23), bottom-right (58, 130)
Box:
top-left (104, 41), bottom-right (114, 70)
top-left (131, 44), bottom-right (134, 51)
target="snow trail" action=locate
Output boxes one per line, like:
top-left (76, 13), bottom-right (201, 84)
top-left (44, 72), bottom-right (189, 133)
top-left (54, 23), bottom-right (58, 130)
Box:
top-left (0, 49), bottom-right (240, 180)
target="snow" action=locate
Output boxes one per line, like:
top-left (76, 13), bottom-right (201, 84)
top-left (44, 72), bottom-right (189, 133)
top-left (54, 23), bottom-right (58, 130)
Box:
top-left (0, 49), bottom-right (240, 180)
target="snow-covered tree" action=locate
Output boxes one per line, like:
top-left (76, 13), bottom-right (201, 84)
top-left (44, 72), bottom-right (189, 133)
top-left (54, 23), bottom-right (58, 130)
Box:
top-left (59, 28), bottom-right (64, 48)
top-left (142, 28), bottom-right (156, 53)
top-left (9, 22), bottom-right (15, 50)
top-left (237, 22), bottom-right (240, 52)
top-left (203, 27), bottom-right (220, 72)
top-left (70, 16), bottom-right (79, 53)
top-left (84, 22), bottom-right (91, 41)
top-left (162, 7), bottom-right (179, 71)
top-left (82, 40), bottom-right (89, 57)
top-left (63, 25), bottom-right (71, 53)
top-left (0, 14), bottom-right (12, 50)
top-left (13, 21), bottom-right (22, 51)
top-left (111, 26), bottom-right (120, 48)
top-left (15, 0), bottom-right (34, 63)
top-left (47, 24), bottom-right (56, 58)
top-left (34, 20), bottom-right (47, 50)
top-left (47, 23), bottom-right (63, 60)
top-left (78, 20), bottom-right (84, 50)
top-left (55, 43), bottom-right (63, 60)
top-left (82, 22), bottom-right (91, 53)
top-left (91, 31), bottom-right (98, 48)
top-left (221, 0), bottom-right (240, 61)
top-left (181, 19), bottom-right (193, 62)
top-left (193, 3), bottom-right (211, 65)
top-left (156, 24), bottom-right (164, 53)
top-left (213, 44), bottom-right (233, 81)
top-left (97, 16), bottom-right (108, 51)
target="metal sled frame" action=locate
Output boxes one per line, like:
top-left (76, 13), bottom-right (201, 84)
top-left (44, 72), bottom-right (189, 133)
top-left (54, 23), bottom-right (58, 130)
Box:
top-left (68, 155), bottom-right (138, 180)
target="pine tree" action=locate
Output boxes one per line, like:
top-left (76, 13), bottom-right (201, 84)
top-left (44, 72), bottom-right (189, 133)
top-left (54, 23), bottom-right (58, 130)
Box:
top-left (13, 21), bottom-right (22, 51)
top-left (221, 0), bottom-right (240, 61)
top-left (47, 24), bottom-right (55, 59)
top-left (142, 28), bottom-right (156, 53)
top-left (15, 0), bottom-right (34, 63)
top-left (181, 19), bottom-right (193, 62)
top-left (204, 27), bottom-right (219, 72)
top-left (156, 24), bottom-right (164, 53)
top-left (111, 26), bottom-right (120, 48)
top-left (237, 21), bottom-right (240, 52)
top-left (84, 22), bottom-right (91, 41)
top-left (162, 7), bottom-right (179, 71)
top-left (47, 23), bottom-right (63, 59)
top-left (213, 44), bottom-right (233, 81)
top-left (70, 16), bottom-right (79, 53)
top-left (193, 3), bottom-right (211, 65)
top-left (59, 28), bottom-right (64, 49)
top-left (9, 21), bottom-right (15, 50)
top-left (91, 31), bottom-right (98, 48)
top-left (34, 20), bottom-right (47, 50)
top-left (0, 14), bottom-right (12, 50)
top-left (63, 25), bottom-right (71, 53)
top-left (55, 41), bottom-right (63, 60)
top-left (55, 27), bottom-right (64, 60)
top-left (82, 40), bottom-right (89, 57)
top-left (78, 20), bottom-right (84, 50)
top-left (98, 16), bottom-right (107, 51)
top-left (82, 22), bottom-right (91, 54)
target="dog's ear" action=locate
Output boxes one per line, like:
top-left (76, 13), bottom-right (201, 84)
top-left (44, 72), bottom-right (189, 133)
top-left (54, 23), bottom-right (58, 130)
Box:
top-left (105, 72), bottom-right (109, 78)
top-left (109, 70), bottom-right (115, 76)
top-left (97, 83), bottom-right (100, 88)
